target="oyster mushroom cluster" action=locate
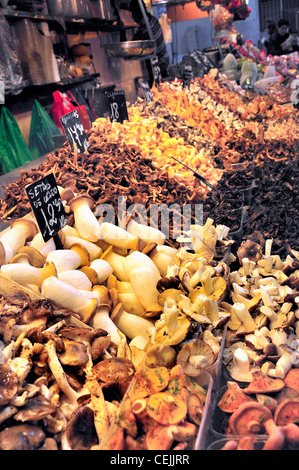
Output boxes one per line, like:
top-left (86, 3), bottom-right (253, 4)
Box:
top-left (222, 237), bottom-right (299, 383)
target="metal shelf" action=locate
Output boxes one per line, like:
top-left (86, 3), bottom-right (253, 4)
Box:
top-left (0, 8), bottom-right (120, 32)
top-left (3, 73), bottom-right (101, 105)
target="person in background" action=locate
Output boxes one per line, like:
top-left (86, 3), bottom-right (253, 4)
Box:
top-left (259, 20), bottom-right (277, 54)
top-left (130, 0), bottom-right (169, 86)
top-left (281, 28), bottom-right (299, 53)
top-left (267, 18), bottom-right (290, 56)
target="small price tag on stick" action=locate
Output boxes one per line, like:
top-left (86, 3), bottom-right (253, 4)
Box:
top-left (140, 80), bottom-right (153, 103)
top-left (151, 56), bottom-right (162, 86)
top-left (182, 64), bottom-right (193, 89)
top-left (25, 173), bottom-right (68, 246)
top-left (105, 90), bottom-right (129, 123)
top-left (60, 110), bottom-right (90, 154)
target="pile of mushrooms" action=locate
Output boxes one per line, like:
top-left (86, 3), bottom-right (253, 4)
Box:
top-left (0, 192), bottom-right (236, 450)
top-left (102, 364), bottom-right (207, 450)
top-left (0, 289), bottom-right (138, 450)
top-left (222, 237), bottom-right (299, 383)
top-left (215, 368), bottom-right (299, 449)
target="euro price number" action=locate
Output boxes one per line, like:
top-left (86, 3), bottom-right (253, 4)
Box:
top-left (105, 90), bottom-right (129, 123)
top-left (60, 110), bottom-right (90, 154)
top-left (25, 173), bottom-right (68, 243)
top-left (140, 81), bottom-right (153, 103)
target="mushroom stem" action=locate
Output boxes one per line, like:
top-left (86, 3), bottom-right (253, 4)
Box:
top-left (1, 261), bottom-right (57, 287)
top-left (63, 235), bottom-right (102, 261)
top-left (41, 276), bottom-right (98, 323)
top-left (247, 420), bottom-right (262, 434)
top-left (69, 195), bottom-right (102, 242)
top-left (0, 219), bottom-right (37, 259)
top-left (126, 218), bottom-right (166, 245)
top-left (263, 419), bottom-right (285, 450)
top-left (233, 303), bottom-right (257, 332)
top-left (99, 222), bottom-right (139, 250)
top-left (110, 303), bottom-right (152, 340)
top-left (86, 379), bottom-right (110, 447)
top-left (45, 340), bottom-right (80, 406)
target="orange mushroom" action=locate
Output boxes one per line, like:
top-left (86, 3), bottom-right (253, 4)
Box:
top-left (128, 366), bottom-right (169, 401)
top-left (237, 436), bottom-right (255, 450)
top-left (146, 423), bottom-right (174, 450)
top-left (218, 382), bottom-right (254, 413)
top-left (284, 369), bottom-right (299, 393)
top-left (101, 425), bottom-right (125, 450)
top-left (229, 402), bottom-right (272, 435)
top-left (256, 394), bottom-right (278, 413)
top-left (243, 370), bottom-right (284, 395)
top-left (146, 392), bottom-right (187, 425)
top-left (274, 398), bottom-right (299, 426)
top-left (187, 393), bottom-right (204, 425)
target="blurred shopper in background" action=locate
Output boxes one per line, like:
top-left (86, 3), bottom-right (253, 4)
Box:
top-left (259, 20), bottom-right (277, 54)
top-left (131, 0), bottom-right (169, 86)
top-left (267, 18), bottom-right (290, 56)
top-left (281, 28), bottom-right (299, 53)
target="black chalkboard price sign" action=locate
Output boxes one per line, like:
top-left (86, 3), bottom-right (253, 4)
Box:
top-left (60, 110), bottom-right (90, 154)
top-left (105, 90), bottom-right (129, 123)
top-left (25, 173), bottom-right (68, 245)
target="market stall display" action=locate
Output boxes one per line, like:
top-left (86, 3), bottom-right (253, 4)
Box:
top-left (0, 65), bottom-right (298, 451)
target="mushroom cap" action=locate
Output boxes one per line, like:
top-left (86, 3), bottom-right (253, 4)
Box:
top-left (146, 392), bottom-right (187, 425)
top-left (129, 366), bottom-right (169, 401)
top-left (145, 344), bottom-right (177, 369)
top-left (59, 340), bottom-right (89, 367)
top-left (155, 314), bottom-right (191, 346)
top-left (92, 357), bottom-right (135, 385)
top-left (157, 288), bottom-right (184, 307)
top-left (69, 243), bottom-right (90, 267)
top-left (146, 423), bottom-right (174, 450)
top-left (0, 424), bottom-right (45, 450)
top-left (188, 276), bottom-right (227, 302)
top-left (66, 406), bottom-right (98, 450)
top-left (243, 370), bottom-right (285, 395)
top-left (0, 364), bottom-right (18, 405)
top-left (177, 339), bottom-right (215, 377)
top-left (60, 187), bottom-right (76, 202)
top-left (229, 401), bottom-right (272, 435)
top-left (218, 381), bottom-right (254, 413)
top-left (237, 240), bottom-right (263, 263)
top-left (80, 266), bottom-right (99, 286)
top-left (284, 369), bottom-right (299, 393)
top-left (274, 398), bottom-right (299, 426)
top-left (68, 194), bottom-right (94, 211)
top-left (9, 253), bottom-right (31, 264)
top-left (13, 395), bottom-right (56, 422)
top-left (17, 246), bottom-right (46, 268)
top-left (187, 393), bottom-right (204, 425)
